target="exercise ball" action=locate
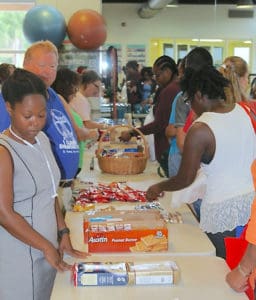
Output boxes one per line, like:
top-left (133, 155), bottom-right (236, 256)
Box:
top-left (67, 9), bottom-right (107, 50)
top-left (23, 5), bottom-right (66, 47)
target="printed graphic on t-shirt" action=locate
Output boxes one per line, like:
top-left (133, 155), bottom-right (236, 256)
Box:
top-left (50, 109), bottom-right (79, 150)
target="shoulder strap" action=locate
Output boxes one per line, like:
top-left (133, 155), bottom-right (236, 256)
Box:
top-left (238, 102), bottom-right (256, 132)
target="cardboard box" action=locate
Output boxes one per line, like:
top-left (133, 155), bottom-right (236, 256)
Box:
top-left (72, 261), bottom-right (180, 287)
top-left (83, 210), bottom-right (168, 253)
top-left (72, 262), bottom-right (129, 286)
top-left (127, 261), bottom-right (180, 285)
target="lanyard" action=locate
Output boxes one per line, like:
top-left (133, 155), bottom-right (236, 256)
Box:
top-left (9, 126), bottom-right (58, 198)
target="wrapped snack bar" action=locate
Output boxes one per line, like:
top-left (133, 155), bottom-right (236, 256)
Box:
top-left (127, 261), bottom-right (180, 285)
top-left (72, 262), bottom-right (129, 286)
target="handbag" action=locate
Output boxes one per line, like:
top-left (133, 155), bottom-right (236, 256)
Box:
top-left (171, 167), bottom-right (207, 208)
top-left (224, 226), bottom-right (254, 300)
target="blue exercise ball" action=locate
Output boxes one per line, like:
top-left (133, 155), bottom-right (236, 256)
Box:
top-left (23, 5), bottom-right (66, 47)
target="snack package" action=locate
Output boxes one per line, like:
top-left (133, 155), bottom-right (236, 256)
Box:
top-left (72, 262), bottom-right (129, 286)
top-left (127, 261), bottom-right (180, 285)
top-left (83, 210), bottom-right (168, 253)
top-left (72, 261), bottom-right (180, 287)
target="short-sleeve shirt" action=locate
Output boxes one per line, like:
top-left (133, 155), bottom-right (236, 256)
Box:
top-left (174, 94), bottom-right (190, 128)
top-left (0, 94), bottom-right (10, 132)
top-left (169, 92), bottom-right (182, 156)
top-left (43, 88), bottom-right (79, 180)
top-left (70, 91), bottom-right (91, 121)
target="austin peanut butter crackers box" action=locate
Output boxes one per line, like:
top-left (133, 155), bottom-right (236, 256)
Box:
top-left (83, 210), bottom-right (168, 253)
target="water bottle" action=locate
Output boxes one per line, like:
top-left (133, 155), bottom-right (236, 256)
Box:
top-left (124, 103), bottom-right (132, 126)
top-left (136, 135), bottom-right (144, 152)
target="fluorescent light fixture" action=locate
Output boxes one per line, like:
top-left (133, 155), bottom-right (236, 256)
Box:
top-left (237, 0), bottom-right (254, 9)
top-left (192, 39), bottom-right (224, 42)
top-left (167, 0), bottom-right (178, 8)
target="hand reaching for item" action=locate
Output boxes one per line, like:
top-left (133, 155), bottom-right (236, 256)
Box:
top-left (119, 130), bottom-right (132, 142)
top-left (43, 234), bottom-right (90, 272)
top-left (146, 183), bottom-right (162, 202)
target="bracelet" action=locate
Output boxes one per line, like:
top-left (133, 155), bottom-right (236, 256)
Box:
top-left (58, 227), bottom-right (70, 240)
top-left (237, 263), bottom-right (251, 277)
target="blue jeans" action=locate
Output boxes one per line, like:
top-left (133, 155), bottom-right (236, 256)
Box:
top-left (168, 152), bottom-right (181, 178)
top-left (192, 199), bottom-right (202, 221)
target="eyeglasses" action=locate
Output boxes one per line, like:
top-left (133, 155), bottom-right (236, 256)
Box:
top-left (92, 82), bottom-right (101, 90)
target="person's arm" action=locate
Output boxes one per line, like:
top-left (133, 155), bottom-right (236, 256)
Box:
top-left (146, 122), bottom-right (213, 201)
top-left (55, 198), bottom-right (89, 258)
top-left (165, 124), bottom-right (176, 140)
top-left (0, 146), bottom-right (69, 272)
top-left (226, 243), bottom-right (256, 293)
top-left (176, 127), bottom-right (186, 152)
top-left (174, 95), bottom-right (190, 152)
top-left (226, 161), bottom-right (256, 293)
top-left (83, 120), bottom-right (108, 130)
top-left (165, 95), bottom-right (179, 140)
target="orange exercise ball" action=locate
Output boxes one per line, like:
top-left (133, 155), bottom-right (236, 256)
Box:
top-left (67, 9), bottom-right (107, 50)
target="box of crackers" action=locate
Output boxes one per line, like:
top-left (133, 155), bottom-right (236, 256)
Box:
top-left (83, 210), bottom-right (168, 253)
top-left (127, 261), bottom-right (180, 285)
top-left (72, 261), bottom-right (179, 286)
top-left (72, 262), bottom-right (129, 286)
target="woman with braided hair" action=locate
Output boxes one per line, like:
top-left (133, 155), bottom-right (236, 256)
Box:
top-left (146, 65), bottom-right (256, 259)
top-left (120, 55), bottom-right (180, 177)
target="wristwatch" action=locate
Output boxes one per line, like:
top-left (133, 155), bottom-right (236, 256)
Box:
top-left (58, 227), bottom-right (70, 240)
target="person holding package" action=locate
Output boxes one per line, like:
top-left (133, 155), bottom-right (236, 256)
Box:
top-left (0, 69), bottom-right (87, 300)
top-left (120, 55), bottom-right (180, 177)
top-left (146, 66), bottom-right (256, 259)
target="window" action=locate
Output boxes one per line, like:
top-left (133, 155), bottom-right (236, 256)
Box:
top-left (163, 43), bottom-right (174, 58)
top-left (0, 2), bottom-right (35, 67)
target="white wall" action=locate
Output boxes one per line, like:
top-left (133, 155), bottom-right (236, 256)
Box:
top-left (102, 3), bottom-right (256, 71)
top-left (36, 0), bottom-right (102, 19)
top-left (103, 4), bottom-right (256, 41)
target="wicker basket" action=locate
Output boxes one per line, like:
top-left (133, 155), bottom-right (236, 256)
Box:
top-left (96, 125), bottom-right (148, 175)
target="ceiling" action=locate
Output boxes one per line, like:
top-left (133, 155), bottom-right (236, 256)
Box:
top-left (102, 0), bottom-right (238, 4)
